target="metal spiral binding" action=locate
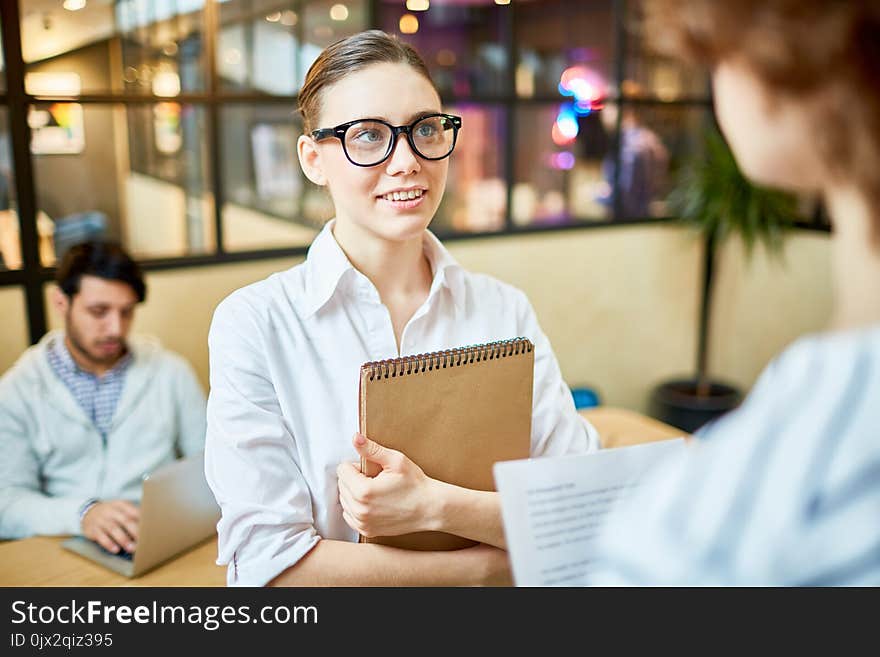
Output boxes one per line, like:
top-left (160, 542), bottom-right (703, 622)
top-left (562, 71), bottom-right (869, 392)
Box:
top-left (363, 337), bottom-right (533, 381)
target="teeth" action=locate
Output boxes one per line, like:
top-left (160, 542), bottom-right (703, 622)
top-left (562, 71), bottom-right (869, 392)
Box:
top-left (383, 189), bottom-right (423, 201)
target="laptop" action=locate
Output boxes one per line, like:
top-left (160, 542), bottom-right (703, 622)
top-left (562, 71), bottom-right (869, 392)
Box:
top-left (62, 451), bottom-right (220, 578)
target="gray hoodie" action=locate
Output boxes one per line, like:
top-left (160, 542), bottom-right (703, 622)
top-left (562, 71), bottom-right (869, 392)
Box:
top-left (0, 330), bottom-right (206, 539)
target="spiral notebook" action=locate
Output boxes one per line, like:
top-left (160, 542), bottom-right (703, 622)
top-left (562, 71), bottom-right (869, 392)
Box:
top-left (358, 337), bottom-right (534, 551)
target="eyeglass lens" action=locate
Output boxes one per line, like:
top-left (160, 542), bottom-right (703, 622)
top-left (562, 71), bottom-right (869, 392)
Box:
top-left (343, 115), bottom-right (456, 165)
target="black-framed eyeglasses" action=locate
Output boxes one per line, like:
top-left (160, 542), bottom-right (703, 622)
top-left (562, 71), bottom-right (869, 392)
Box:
top-left (310, 113), bottom-right (462, 167)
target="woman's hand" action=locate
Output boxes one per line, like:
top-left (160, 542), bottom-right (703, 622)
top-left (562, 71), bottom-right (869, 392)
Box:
top-left (336, 432), bottom-right (440, 538)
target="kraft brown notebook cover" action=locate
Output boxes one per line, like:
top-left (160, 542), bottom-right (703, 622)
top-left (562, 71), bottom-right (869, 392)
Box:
top-left (358, 337), bottom-right (534, 551)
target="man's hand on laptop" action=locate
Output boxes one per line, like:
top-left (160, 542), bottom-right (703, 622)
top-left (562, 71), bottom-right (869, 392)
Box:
top-left (81, 500), bottom-right (140, 554)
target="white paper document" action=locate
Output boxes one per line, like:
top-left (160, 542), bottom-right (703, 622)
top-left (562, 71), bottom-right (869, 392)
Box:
top-left (494, 438), bottom-right (687, 586)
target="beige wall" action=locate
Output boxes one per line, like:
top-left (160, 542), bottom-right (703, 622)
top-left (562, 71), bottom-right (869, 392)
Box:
top-left (10, 225), bottom-right (833, 414)
top-left (222, 203), bottom-right (318, 251)
top-left (0, 287), bottom-right (29, 374)
top-left (448, 226), bottom-right (703, 410)
top-left (45, 257), bottom-right (302, 390)
top-left (709, 231), bottom-right (833, 391)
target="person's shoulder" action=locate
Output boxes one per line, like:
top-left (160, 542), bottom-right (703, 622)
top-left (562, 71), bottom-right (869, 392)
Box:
top-left (768, 325), bottom-right (880, 389)
top-left (791, 325), bottom-right (880, 408)
top-left (127, 335), bottom-right (191, 376)
top-left (802, 323), bottom-right (880, 354)
top-left (458, 269), bottom-right (530, 306)
top-left (0, 345), bottom-right (42, 400)
top-left (0, 339), bottom-right (51, 395)
top-left (212, 263), bottom-right (306, 327)
top-left (701, 325), bottom-right (880, 443)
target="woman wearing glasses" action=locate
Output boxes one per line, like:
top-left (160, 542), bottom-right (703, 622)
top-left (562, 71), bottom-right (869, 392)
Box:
top-left (204, 30), bottom-right (598, 586)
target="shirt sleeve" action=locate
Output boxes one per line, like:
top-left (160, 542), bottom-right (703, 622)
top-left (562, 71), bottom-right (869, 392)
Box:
top-left (172, 356), bottom-right (207, 458)
top-left (514, 289), bottom-right (600, 457)
top-left (0, 378), bottom-right (88, 538)
top-left (205, 294), bottom-right (320, 587)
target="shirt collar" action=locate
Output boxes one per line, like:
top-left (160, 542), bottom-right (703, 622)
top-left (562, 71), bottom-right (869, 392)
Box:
top-left (302, 219), bottom-right (466, 317)
top-left (301, 220), bottom-right (357, 318)
top-left (421, 229), bottom-right (466, 313)
top-left (49, 333), bottom-right (133, 379)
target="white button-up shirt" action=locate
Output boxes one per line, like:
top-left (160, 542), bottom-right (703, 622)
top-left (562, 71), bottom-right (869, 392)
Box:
top-left (205, 220), bottom-right (599, 586)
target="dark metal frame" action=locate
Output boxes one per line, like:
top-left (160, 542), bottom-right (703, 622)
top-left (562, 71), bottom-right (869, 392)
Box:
top-left (1, 0), bottom-right (45, 342)
top-left (311, 113), bottom-right (462, 167)
top-left (0, 0), bottom-right (829, 347)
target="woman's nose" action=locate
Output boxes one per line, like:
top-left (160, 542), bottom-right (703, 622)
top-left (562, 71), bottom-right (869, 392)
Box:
top-left (384, 132), bottom-right (420, 175)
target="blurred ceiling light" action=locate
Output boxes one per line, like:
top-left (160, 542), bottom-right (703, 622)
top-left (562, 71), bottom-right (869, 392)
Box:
top-left (399, 13), bottom-right (419, 34)
top-left (515, 62), bottom-right (535, 97)
top-left (25, 72), bottom-right (82, 96)
top-left (152, 70), bottom-right (181, 97)
top-left (494, 0), bottom-right (511, 5)
top-left (549, 151), bottom-right (576, 170)
top-left (223, 49), bottom-right (242, 65)
top-left (559, 65), bottom-right (607, 113)
top-left (652, 65), bottom-right (681, 101)
top-left (406, 0), bottom-right (430, 10)
top-left (552, 105), bottom-right (578, 146)
top-left (63, 0), bottom-right (87, 11)
top-left (330, 4), bottom-right (349, 21)
top-left (266, 11), bottom-right (281, 22)
top-left (280, 10), bottom-right (298, 26)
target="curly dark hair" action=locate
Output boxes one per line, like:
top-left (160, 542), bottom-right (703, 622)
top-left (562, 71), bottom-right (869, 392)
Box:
top-left (56, 241), bottom-right (146, 302)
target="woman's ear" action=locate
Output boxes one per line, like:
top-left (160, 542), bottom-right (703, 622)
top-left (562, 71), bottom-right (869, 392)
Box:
top-left (297, 134), bottom-right (327, 186)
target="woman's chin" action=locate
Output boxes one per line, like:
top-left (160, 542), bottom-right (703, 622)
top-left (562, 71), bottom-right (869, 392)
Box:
top-left (374, 209), bottom-right (435, 239)
top-left (380, 222), bottom-right (432, 243)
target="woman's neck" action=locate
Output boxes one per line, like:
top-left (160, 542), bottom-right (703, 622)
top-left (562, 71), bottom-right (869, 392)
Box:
top-left (331, 218), bottom-right (433, 304)
top-left (826, 185), bottom-right (880, 331)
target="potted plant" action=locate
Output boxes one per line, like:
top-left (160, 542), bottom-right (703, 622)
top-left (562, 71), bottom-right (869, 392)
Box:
top-left (649, 126), bottom-right (801, 433)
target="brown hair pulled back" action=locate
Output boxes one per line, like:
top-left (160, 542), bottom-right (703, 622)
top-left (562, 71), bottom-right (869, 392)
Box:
top-left (298, 30), bottom-right (435, 133)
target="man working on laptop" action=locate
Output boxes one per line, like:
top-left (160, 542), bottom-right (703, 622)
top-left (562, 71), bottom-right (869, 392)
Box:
top-left (0, 241), bottom-right (207, 556)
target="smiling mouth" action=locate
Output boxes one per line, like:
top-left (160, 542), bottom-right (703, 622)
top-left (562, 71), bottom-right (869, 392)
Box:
top-left (379, 189), bottom-right (425, 202)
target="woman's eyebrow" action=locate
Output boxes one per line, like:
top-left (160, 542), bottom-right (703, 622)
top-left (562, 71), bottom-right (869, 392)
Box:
top-left (405, 109), bottom-right (441, 122)
top-left (353, 109), bottom-right (440, 124)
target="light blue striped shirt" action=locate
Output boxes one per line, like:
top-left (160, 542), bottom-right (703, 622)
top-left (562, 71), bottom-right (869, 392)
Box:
top-left (46, 336), bottom-right (132, 440)
top-left (592, 323), bottom-right (880, 586)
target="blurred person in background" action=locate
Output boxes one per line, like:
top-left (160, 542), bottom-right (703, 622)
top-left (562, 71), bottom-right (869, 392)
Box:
top-left (592, 0), bottom-right (880, 585)
top-left (595, 93), bottom-right (669, 218)
top-left (0, 241), bottom-right (206, 554)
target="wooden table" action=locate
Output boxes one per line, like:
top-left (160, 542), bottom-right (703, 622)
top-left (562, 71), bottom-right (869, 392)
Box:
top-left (580, 406), bottom-right (687, 449)
top-left (0, 408), bottom-right (682, 587)
top-left (0, 536), bottom-right (225, 587)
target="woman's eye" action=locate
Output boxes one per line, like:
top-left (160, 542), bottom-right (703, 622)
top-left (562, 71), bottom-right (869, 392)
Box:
top-left (352, 129), bottom-right (383, 143)
top-left (416, 124), bottom-right (438, 138)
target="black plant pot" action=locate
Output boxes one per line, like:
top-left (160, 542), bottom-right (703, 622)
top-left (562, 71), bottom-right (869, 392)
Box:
top-left (649, 378), bottom-right (743, 435)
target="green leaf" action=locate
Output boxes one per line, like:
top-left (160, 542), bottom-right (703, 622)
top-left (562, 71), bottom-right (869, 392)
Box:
top-left (667, 126), bottom-right (798, 260)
